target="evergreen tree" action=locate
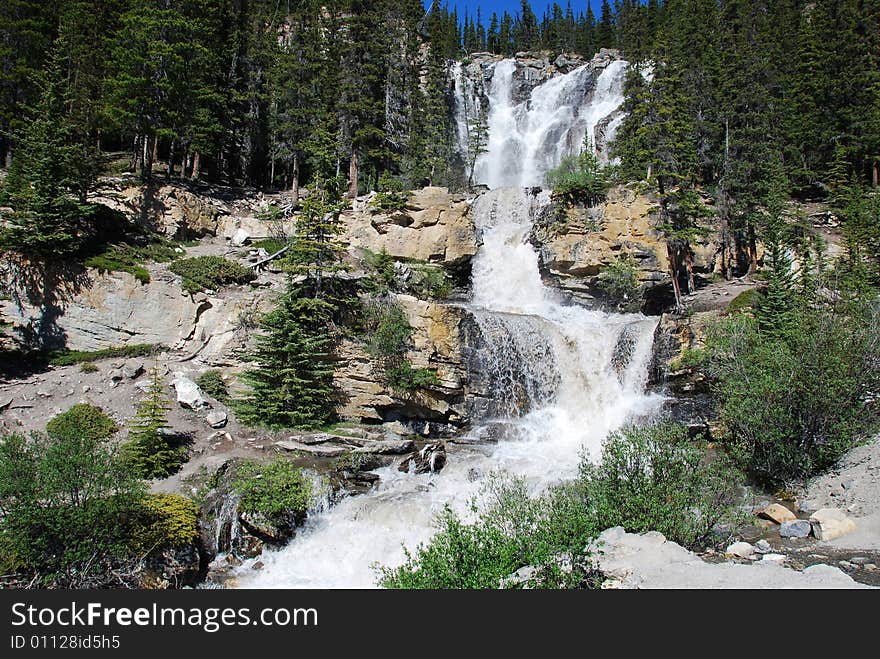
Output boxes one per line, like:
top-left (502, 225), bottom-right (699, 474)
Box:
top-left (596, 0), bottom-right (615, 49)
top-left (123, 367), bottom-right (181, 479)
top-left (0, 47), bottom-right (101, 256)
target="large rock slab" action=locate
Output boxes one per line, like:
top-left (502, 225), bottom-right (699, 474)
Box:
top-left (1, 269), bottom-right (202, 351)
top-left (810, 508), bottom-right (857, 541)
top-left (343, 187), bottom-right (477, 266)
top-left (758, 503), bottom-right (797, 524)
top-left (173, 375), bottom-right (209, 410)
top-left (594, 527), bottom-right (867, 589)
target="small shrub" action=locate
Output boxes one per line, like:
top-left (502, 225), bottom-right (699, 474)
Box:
top-left (371, 172), bottom-right (408, 212)
top-left (79, 362), bottom-right (98, 374)
top-left (46, 403), bottom-right (118, 441)
top-left (704, 307), bottom-right (880, 486)
top-left (362, 299), bottom-right (440, 393)
top-left (379, 423), bottom-right (744, 588)
top-left (252, 238), bottom-right (288, 254)
top-left (575, 422), bottom-right (744, 549)
top-left (131, 494), bottom-right (199, 553)
top-left (232, 458), bottom-right (314, 526)
top-left (409, 263), bottom-right (452, 299)
top-left (597, 255), bottom-right (641, 312)
top-left (195, 369), bottom-right (229, 402)
top-left (169, 256), bottom-right (256, 293)
top-left (546, 137), bottom-right (612, 205)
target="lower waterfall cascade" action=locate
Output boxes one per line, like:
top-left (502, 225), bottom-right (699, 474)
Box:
top-left (232, 187), bottom-right (663, 588)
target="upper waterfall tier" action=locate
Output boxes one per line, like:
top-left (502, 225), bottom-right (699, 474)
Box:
top-left (453, 50), bottom-right (628, 189)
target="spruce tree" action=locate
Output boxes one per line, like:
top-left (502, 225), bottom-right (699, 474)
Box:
top-left (0, 48), bottom-right (101, 257)
top-left (123, 367), bottom-right (181, 479)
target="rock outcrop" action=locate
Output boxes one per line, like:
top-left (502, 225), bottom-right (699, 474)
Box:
top-left (532, 185), bottom-right (720, 310)
top-left (343, 186), bottom-right (477, 268)
top-left (334, 294), bottom-right (469, 425)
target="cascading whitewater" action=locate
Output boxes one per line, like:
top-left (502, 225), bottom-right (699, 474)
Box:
top-left (467, 58), bottom-right (628, 188)
top-left (233, 187), bottom-right (661, 589)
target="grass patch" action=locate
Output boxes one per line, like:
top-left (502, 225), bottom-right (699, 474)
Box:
top-left (169, 256), bottom-right (256, 293)
top-left (85, 241), bottom-right (180, 285)
top-left (252, 238), bottom-right (289, 254)
top-left (48, 343), bottom-right (158, 366)
top-left (726, 287), bottom-right (761, 314)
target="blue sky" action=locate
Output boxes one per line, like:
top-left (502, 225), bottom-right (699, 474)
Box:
top-left (423, 1), bottom-right (605, 24)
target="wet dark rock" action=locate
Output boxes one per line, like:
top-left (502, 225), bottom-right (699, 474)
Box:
top-left (398, 442), bottom-right (447, 474)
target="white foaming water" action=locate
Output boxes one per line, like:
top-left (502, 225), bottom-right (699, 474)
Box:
top-left (473, 58), bottom-right (628, 188)
top-left (233, 187), bottom-right (662, 589)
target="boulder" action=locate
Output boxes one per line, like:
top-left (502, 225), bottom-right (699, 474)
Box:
top-left (758, 503), bottom-right (797, 524)
top-left (779, 520), bottom-right (812, 538)
top-left (725, 542), bottom-right (755, 559)
top-left (275, 440), bottom-right (348, 457)
top-left (397, 442), bottom-right (447, 474)
top-left (231, 227), bottom-right (251, 246)
top-left (206, 411), bottom-right (228, 429)
top-left (810, 508), bottom-right (857, 541)
top-left (173, 376), bottom-right (209, 410)
top-left (122, 359), bottom-right (144, 379)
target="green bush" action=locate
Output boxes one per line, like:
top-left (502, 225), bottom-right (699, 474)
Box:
top-left (574, 423), bottom-right (743, 548)
top-left (131, 494), bottom-right (199, 552)
top-left (195, 369), bottom-right (229, 402)
top-left (48, 343), bottom-right (157, 366)
top-left (252, 238), bottom-right (288, 254)
top-left (169, 256), bottom-right (256, 293)
top-left (726, 287), bottom-right (761, 315)
top-left (79, 362), bottom-right (99, 373)
top-left (0, 431), bottom-right (146, 587)
top-left (46, 404), bottom-right (118, 441)
top-left (379, 423), bottom-right (743, 589)
top-left (371, 172), bottom-right (408, 212)
top-left (597, 255), bottom-right (641, 312)
top-left (378, 475), bottom-right (599, 589)
top-left (362, 299), bottom-right (439, 393)
top-left (232, 458), bottom-right (314, 526)
top-left (705, 306), bottom-right (880, 486)
top-left (546, 138), bottom-right (612, 205)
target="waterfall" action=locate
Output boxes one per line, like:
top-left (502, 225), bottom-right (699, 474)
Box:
top-left (232, 187), bottom-right (662, 589)
top-left (470, 58), bottom-right (628, 188)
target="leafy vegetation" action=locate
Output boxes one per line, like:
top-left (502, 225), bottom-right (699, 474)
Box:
top-left (46, 403), bottom-right (118, 443)
top-left (85, 240), bottom-right (179, 284)
top-left (362, 298), bottom-right (439, 393)
top-left (597, 255), bottom-right (641, 312)
top-left (546, 137), bottom-right (613, 205)
top-left (131, 493), bottom-right (199, 552)
top-left (195, 369), bottom-right (229, 403)
top-left (169, 256), bottom-right (256, 293)
top-left (371, 172), bottom-right (409, 212)
top-left (48, 343), bottom-right (157, 366)
top-left (0, 428), bottom-right (145, 587)
top-left (704, 302), bottom-right (880, 487)
top-left (232, 458), bottom-right (315, 528)
top-left (379, 422), bottom-right (743, 589)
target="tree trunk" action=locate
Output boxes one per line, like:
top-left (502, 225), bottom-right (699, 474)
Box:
top-left (132, 134), bottom-right (141, 175)
top-left (151, 135), bottom-right (158, 168)
top-left (167, 140), bottom-right (176, 178)
top-left (747, 223), bottom-right (758, 275)
top-left (685, 247), bottom-right (696, 294)
top-left (348, 148), bottom-right (358, 199)
top-left (3, 145), bottom-right (10, 169)
top-left (291, 153), bottom-right (300, 201)
top-left (873, 159), bottom-right (879, 188)
top-left (191, 151), bottom-right (200, 180)
top-left (668, 243), bottom-right (683, 312)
